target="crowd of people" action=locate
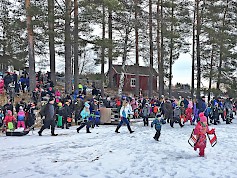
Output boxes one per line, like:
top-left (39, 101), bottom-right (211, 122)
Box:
top-left (0, 70), bottom-right (237, 156)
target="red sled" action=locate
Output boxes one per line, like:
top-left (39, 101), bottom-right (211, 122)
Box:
top-left (207, 133), bottom-right (217, 147)
top-left (188, 129), bottom-right (197, 147)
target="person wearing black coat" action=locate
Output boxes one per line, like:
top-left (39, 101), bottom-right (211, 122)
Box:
top-left (3, 100), bottom-right (14, 116)
top-left (62, 100), bottom-right (71, 129)
top-left (38, 98), bottom-right (57, 136)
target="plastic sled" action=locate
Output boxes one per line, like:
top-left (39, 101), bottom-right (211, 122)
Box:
top-left (6, 128), bottom-right (30, 136)
top-left (188, 129), bottom-right (197, 147)
top-left (207, 133), bottom-right (217, 147)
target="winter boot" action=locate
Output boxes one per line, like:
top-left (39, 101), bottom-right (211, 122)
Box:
top-left (51, 128), bottom-right (58, 136)
top-left (38, 127), bottom-right (44, 136)
top-left (86, 127), bottom-right (91, 133)
top-left (153, 133), bottom-right (158, 141)
top-left (156, 131), bottom-right (161, 141)
top-left (199, 148), bottom-right (205, 157)
top-left (170, 120), bottom-right (174, 128)
top-left (76, 124), bottom-right (84, 133)
top-left (115, 125), bottom-right (121, 133)
top-left (127, 125), bottom-right (134, 134)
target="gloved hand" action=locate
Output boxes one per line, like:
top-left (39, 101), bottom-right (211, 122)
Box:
top-left (208, 128), bottom-right (215, 134)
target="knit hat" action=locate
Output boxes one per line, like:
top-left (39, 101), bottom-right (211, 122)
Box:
top-left (19, 106), bottom-right (23, 111)
top-left (85, 102), bottom-right (90, 108)
top-left (156, 113), bottom-right (161, 118)
top-left (200, 116), bottom-right (207, 123)
top-left (199, 112), bottom-right (204, 118)
top-left (57, 102), bottom-right (62, 107)
top-left (7, 110), bottom-right (12, 115)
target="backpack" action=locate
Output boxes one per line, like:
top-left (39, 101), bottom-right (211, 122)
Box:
top-left (40, 104), bottom-right (48, 117)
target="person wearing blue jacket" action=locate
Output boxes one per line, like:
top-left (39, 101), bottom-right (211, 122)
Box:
top-left (76, 102), bottom-right (91, 133)
top-left (151, 113), bottom-right (166, 141)
top-left (197, 96), bottom-right (207, 116)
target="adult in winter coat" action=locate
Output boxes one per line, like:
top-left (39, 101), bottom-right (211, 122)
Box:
top-left (142, 103), bottom-right (150, 126)
top-left (62, 100), bottom-right (71, 129)
top-left (197, 96), bottom-right (207, 116)
top-left (163, 98), bottom-right (173, 123)
top-left (74, 97), bottom-right (84, 125)
top-left (3, 100), bottom-right (14, 116)
top-left (76, 102), bottom-right (91, 133)
top-left (193, 112), bottom-right (215, 157)
top-left (38, 98), bottom-right (58, 136)
top-left (115, 100), bottom-right (134, 134)
top-left (171, 106), bottom-right (183, 128)
top-left (224, 98), bottom-right (233, 124)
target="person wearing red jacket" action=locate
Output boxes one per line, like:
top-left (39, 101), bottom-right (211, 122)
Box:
top-left (193, 112), bottom-right (215, 157)
top-left (4, 110), bottom-right (16, 129)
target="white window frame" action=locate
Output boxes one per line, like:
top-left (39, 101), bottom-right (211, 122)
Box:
top-left (130, 78), bottom-right (136, 87)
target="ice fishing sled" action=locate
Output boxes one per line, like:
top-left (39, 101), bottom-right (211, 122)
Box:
top-left (188, 129), bottom-right (217, 147)
top-left (207, 132), bottom-right (217, 147)
top-left (6, 128), bottom-right (30, 136)
top-left (188, 129), bottom-right (197, 147)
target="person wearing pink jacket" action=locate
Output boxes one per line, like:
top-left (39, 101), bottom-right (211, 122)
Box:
top-left (17, 106), bottom-right (26, 129)
top-left (194, 112), bottom-right (215, 157)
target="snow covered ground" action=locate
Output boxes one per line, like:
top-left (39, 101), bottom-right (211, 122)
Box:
top-left (1, 116), bottom-right (237, 178)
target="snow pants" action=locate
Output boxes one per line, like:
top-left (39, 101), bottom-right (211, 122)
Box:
top-left (153, 129), bottom-right (161, 141)
top-left (17, 121), bottom-right (26, 129)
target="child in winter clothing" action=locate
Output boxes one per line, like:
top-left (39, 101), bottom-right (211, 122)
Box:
top-left (185, 104), bottom-right (193, 124)
top-left (171, 106), bottom-right (183, 128)
top-left (17, 106), bottom-right (26, 129)
top-left (4, 110), bottom-right (16, 130)
top-left (211, 103), bottom-right (219, 125)
top-left (76, 102), bottom-right (91, 133)
top-left (194, 112), bottom-right (215, 157)
top-left (94, 109), bottom-right (100, 127)
top-left (151, 114), bottom-right (166, 141)
top-left (56, 102), bottom-right (63, 128)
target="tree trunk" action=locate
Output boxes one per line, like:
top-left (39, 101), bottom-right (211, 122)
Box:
top-left (74, 0), bottom-right (79, 91)
top-left (48, 0), bottom-right (56, 85)
top-left (159, 0), bottom-right (165, 97)
top-left (118, 27), bottom-right (129, 96)
top-left (196, 0), bottom-right (201, 98)
top-left (108, 9), bottom-right (113, 88)
top-left (217, 0), bottom-right (228, 89)
top-left (168, 0), bottom-right (174, 98)
top-left (149, 0), bottom-right (153, 98)
top-left (65, 0), bottom-right (72, 94)
top-left (191, 4), bottom-right (196, 99)
top-left (208, 45), bottom-right (214, 102)
top-left (26, 0), bottom-right (36, 92)
top-left (157, 0), bottom-right (161, 97)
top-left (101, 3), bottom-right (105, 97)
top-left (135, 0), bottom-right (139, 96)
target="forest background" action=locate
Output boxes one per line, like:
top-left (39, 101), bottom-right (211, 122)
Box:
top-left (0, 0), bottom-right (236, 99)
